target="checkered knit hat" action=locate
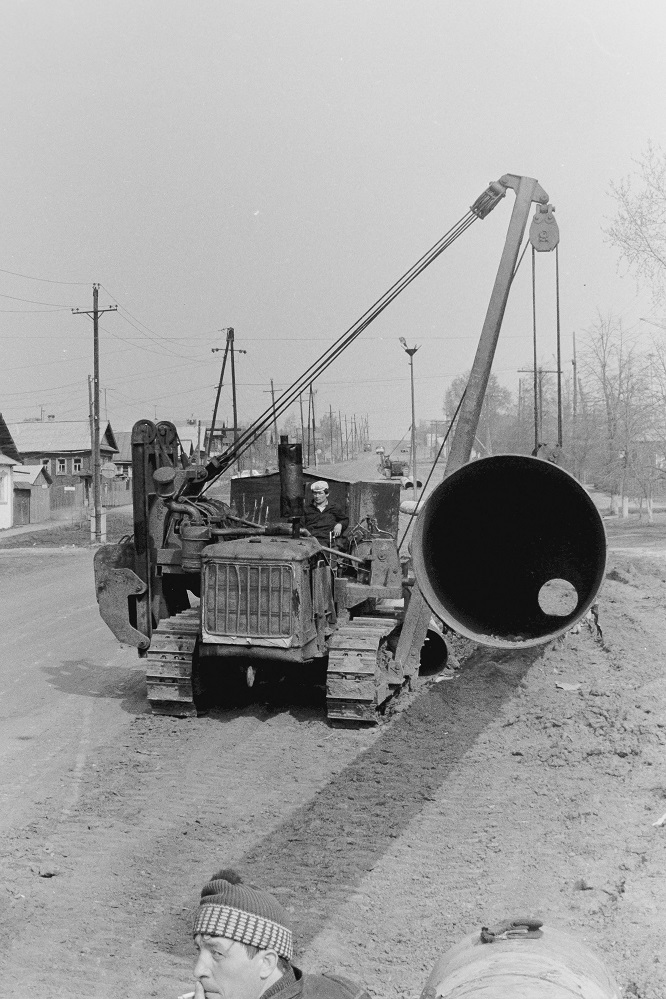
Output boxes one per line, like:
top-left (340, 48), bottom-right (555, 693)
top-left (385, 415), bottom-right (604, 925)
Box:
top-left (193, 869), bottom-right (293, 961)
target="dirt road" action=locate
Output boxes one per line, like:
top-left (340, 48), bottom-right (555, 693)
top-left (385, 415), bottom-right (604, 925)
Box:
top-left (0, 500), bottom-right (665, 998)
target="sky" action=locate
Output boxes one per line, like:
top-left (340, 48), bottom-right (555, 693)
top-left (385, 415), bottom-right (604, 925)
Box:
top-left (1, 0), bottom-right (665, 440)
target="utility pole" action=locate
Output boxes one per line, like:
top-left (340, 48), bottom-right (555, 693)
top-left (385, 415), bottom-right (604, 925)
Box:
top-left (73, 285), bottom-right (116, 544)
top-left (399, 337), bottom-right (420, 501)
top-left (211, 328), bottom-right (246, 459)
top-left (309, 383), bottom-right (317, 468)
top-left (572, 331), bottom-right (578, 423)
top-left (572, 332), bottom-right (578, 481)
top-left (329, 404), bottom-right (334, 463)
top-left (338, 410), bottom-right (344, 461)
top-left (209, 334), bottom-right (230, 457)
top-left (87, 376), bottom-right (94, 455)
top-left (270, 379), bottom-right (279, 446)
top-left (299, 394), bottom-right (305, 447)
top-left (229, 328), bottom-right (246, 447)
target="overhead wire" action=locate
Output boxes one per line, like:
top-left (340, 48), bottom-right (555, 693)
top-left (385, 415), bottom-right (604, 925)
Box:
top-left (0, 307), bottom-right (73, 314)
top-left (0, 266), bottom-right (91, 285)
top-left (202, 209), bottom-right (479, 486)
top-left (0, 291), bottom-right (75, 307)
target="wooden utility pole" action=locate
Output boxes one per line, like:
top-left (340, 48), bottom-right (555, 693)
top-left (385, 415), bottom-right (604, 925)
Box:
top-left (329, 404), bottom-right (334, 462)
top-left (572, 331), bottom-right (578, 423)
top-left (338, 410), bottom-right (344, 461)
top-left (400, 339), bottom-right (420, 502)
top-left (209, 336), bottom-right (231, 457)
top-left (310, 384), bottom-right (317, 468)
top-left (73, 285), bottom-right (116, 543)
top-left (572, 332), bottom-right (578, 479)
top-left (270, 379), bottom-right (279, 445)
top-left (87, 376), bottom-right (94, 452)
top-left (211, 328), bottom-right (246, 459)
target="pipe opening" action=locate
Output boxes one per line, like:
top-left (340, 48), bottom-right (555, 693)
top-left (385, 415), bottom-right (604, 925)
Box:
top-left (412, 455), bottom-right (606, 648)
top-left (538, 578), bottom-right (578, 616)
top-left (419, 628), bottom-right (449, 675)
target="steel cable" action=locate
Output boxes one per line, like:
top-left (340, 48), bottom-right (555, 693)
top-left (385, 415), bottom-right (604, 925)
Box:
top-left (202, 210), bottom-right (478, 487)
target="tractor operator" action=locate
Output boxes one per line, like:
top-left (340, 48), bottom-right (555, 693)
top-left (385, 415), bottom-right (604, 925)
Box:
top-left (303, 480), bottom-right (348, 547)
top-left (190, 868), bottom-right (370, 999)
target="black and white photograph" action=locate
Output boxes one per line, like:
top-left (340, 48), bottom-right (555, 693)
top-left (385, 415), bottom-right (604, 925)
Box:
top-left (0, 2), bottom-right (664, 996)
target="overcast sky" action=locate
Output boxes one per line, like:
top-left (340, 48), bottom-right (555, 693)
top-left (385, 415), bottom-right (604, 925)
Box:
top-left (1, 0), bottom-right (665, 439)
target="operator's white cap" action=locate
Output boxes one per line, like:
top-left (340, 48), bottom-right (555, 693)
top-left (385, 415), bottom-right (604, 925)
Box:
top-left (310, 480), bottom-right (329, 492)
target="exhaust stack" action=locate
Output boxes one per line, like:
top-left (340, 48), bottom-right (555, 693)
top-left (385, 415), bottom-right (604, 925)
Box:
top-left (412, 455), bottom-right (606, 648)
top-left (278, 436), bottom-right (304, 536)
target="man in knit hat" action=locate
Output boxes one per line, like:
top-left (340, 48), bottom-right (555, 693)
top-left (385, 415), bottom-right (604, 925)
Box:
top-left (191, 868), bottom-right (369, 999)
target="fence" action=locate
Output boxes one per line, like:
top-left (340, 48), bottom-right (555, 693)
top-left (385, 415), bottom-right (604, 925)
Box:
top-left (50, 482), bottom-right (85, 520)
top-left (48, 479), bottom-right (132, 522)
top-left (101, 479), bottom-right (133, 507)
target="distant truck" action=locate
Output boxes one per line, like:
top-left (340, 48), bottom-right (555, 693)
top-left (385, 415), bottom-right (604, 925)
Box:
top-left (375, 447), bottom-right (408, 479)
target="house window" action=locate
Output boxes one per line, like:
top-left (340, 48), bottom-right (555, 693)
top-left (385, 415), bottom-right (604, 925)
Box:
top-left (73, 457), bottom-right (82, 473)
top-left (0, 471), bottom-right (7, 503)
top-left (57, 458), bottom-right (66, 475)
top-left (41, 458), bottom-right (50, 470)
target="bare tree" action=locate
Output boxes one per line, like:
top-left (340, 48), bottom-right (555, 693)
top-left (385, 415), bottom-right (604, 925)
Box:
top-left (444, 372), bottom-right (513, 456)
top-left (579, 313), bottom-right (657, 516)
top-left (606, 143), bottom-right (666, 302)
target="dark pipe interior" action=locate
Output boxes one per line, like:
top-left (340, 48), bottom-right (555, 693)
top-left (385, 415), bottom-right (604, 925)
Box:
top-left (413, 455), bottom-right (606, 646)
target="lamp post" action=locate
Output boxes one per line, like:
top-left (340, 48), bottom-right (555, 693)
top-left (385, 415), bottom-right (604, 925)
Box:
top-left (399, 337), bottom-right (420, 502)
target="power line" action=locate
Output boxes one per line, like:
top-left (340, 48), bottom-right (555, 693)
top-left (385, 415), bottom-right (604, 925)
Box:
top-left (0, 307), bottom-right (72, 314)
top-left (0, 291), bottom-right (75, 307)
top-left (0, 266), bottom-right (91, 285)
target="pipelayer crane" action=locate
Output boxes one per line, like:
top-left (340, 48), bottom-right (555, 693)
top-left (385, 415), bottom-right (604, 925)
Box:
top-left (93, 174), bottom-right (607, 723)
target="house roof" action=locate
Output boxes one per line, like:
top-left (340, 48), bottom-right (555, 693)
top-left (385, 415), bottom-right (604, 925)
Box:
top-left (113, 430), bottom-right (132, 463)
top-left (7, 420), bottom-right (118, 454)
top-left (0, 454), bottom-right (17, 466)
top-left (175, 425), bottom-right (205, 456)
top-left (13, 463), bottom-right (52, 486)
top-left (0, 413), bottom-right (21, 463)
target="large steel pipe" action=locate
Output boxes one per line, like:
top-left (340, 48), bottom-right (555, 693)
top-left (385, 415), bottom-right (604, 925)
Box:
top-left (412, 455), bottom-right (606, 648)
top-left (419, 921), bottom-right (619, 999)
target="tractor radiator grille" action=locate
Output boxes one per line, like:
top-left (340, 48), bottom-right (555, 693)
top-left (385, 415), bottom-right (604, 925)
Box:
top-left (203, 561), bottom-right (294, 637)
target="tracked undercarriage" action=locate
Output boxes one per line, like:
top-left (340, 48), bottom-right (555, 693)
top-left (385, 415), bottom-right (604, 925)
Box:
top-left (145, 608), bottom-right (200, 717)
top-left (144, 606), bottom-right (405, 725)
top-left (326, 616), bottom-right (400, 723)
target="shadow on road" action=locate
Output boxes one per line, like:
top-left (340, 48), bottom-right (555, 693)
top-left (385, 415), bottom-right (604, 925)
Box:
top-left (41, 658), bottom-right (148, 715)
top-left (165, 642), bottom-right (543, 960)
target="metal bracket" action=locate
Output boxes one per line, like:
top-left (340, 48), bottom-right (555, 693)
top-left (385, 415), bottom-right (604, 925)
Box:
top-left (480, 918), bottom-right (543, 943)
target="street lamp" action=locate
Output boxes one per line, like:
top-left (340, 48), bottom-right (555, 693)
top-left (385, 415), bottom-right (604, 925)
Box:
top-left (399, 337), bottom-right (420, 502)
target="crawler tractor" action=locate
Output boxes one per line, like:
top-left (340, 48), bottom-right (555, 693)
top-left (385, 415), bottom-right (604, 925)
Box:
top-left (94, 430), bottom-right (421, 722)
top-left (94, 173), bottom-right (608, 723)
